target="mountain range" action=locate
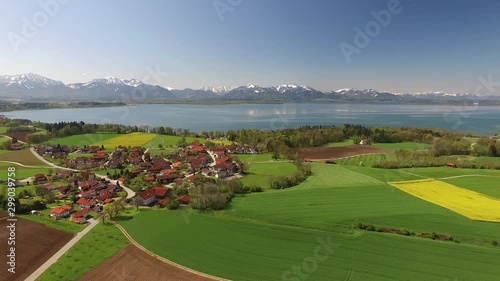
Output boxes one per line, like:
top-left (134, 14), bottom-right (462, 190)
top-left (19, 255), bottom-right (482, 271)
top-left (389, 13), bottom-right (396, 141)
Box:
top-left (0, 73), bottom-right (495, 103)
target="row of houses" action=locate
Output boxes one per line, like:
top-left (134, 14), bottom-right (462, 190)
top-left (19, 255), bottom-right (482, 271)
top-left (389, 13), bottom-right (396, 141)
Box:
top-left (136, 185), bottom-right (190, 207)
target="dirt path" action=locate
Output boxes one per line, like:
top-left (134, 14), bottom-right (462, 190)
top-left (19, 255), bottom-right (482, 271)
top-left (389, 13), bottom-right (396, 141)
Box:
top-left (24, 219), bottom-right (100, 281)
top-left (111, 222), bottom-right (229, 281)
top-left (0, 160), bottom-right (50, 169)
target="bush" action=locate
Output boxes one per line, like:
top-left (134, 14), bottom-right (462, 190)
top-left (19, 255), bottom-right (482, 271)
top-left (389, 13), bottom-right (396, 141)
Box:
top-left (249, 185), bottom-right (263, 193)
top-left (400, 228), bottom-right (411, 236)
top-left (366, 224), bottom-right (375, 231)
top-left (166, 200), bottom-right (180, 210)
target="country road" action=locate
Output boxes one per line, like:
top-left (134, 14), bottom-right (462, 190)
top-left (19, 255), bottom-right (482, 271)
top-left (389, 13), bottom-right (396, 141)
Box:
top-left (24, 219), bottom-right (101, 281)
top-left (0, 160), bottom-right (49, 169)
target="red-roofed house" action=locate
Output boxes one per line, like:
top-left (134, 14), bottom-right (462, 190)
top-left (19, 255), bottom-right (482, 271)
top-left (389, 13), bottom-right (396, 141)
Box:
top-left (50, 205), bottom-right (73, 219)
top-left (76, 197), bottom-right (95, 209)
top-left (177, 195), bottom-right (190, 204)
top-left (71, 209), bottom-right (90, 224)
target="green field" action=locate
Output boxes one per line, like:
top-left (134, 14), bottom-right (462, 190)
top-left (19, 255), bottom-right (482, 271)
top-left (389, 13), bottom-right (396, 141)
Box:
top-left (0, 148), bottom-right (48, 166)
top-left (143, 134), bottom-right (208, 148)
top-left (443, 176), bottom-right (500, 199)
top-left (44, 133), bottom-right (121, 147)
top-left (18, 213), bottom-right (85, 233)
top-left (121, 209), bottom-right (500, 281)
top-left (336, 153), bottom-right (396, 167)
top-left (37, 222), bottom-right (129, 281)
top-left (324, 139), bottom-right (354, 147)
top-left (0, 127), bottom-right (8, 134)
top-left (117, 163), bottom-right (500, 281)
top-left (240, 162), bottom-right (297, 188)
top-left (0, 163), bottom-right (52, 180)
top-left (372, 142), bottom-right (429, 150)
top-left (235, 153), bottom-right (274, 163)
top-left (0, 137), bottom-right (10, 155)
top-left (475, 156), bottom-right (500, 163)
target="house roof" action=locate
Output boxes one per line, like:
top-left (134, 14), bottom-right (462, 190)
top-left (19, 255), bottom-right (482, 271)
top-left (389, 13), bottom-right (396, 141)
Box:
top-left (139, 189), bottom-right (156, 200)
top-left (50, 205), bottom-right (73, 214)
top-left (177, 195), bottom-right (190, 204)
top-left (76, 198), bottom-right (93, 205)
top-left (72, 209), bottom-right (90, 218)
top-left (71, 217), bottom-right (86, 223)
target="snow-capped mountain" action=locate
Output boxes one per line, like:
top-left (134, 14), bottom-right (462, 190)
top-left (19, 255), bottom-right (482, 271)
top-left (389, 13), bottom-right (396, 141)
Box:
top-left (66, 77), bottom-right (175, 101)
top-left (0, 73), bottom-right (491, 103)
top-left (0, 73), bottom-right (64, 89)
top-left (0, 74), bottom-right (176, 101)
top-left (275, 83), bottom-right (313, 93)
top-left (199, 86), bottom-right (236, 95)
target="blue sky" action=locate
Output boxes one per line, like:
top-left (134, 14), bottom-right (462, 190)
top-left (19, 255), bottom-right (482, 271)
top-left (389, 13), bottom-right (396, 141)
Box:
top-left (1, 0), bottom-right (499, 93)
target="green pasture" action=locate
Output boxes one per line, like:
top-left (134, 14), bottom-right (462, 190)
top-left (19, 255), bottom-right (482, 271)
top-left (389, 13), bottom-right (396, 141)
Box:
top-left (37, 222), bottom-right (129, 281)
top-left (240, 162), bottom-right (297, 189)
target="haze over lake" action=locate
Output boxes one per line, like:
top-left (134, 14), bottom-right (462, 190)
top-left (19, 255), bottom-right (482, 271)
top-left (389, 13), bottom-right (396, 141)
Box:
top-left (2, 103), bottom-right (499, 135)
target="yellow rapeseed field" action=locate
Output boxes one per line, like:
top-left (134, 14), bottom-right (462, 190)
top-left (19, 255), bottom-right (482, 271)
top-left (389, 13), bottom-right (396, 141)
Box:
top-left (389, 179), bottom-right (500, 222)
top-left (94, 132), bottom-right (156, 148)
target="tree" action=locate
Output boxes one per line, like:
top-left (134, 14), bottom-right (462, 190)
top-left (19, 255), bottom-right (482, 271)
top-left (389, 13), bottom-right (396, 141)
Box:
top-left (488, 144), bottom-right (498, 157)
top-left (272, 152), bottom-right (280, 160)
top-left (133, 196), bottom-right (143, 210)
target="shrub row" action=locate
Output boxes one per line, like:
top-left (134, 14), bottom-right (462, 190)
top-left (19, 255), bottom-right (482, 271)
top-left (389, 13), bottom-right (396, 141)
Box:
top-left (354, 223), bottom-right (459, 243)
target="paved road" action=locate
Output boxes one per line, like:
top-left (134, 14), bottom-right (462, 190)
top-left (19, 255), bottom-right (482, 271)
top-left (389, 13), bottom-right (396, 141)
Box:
top-left (94, 173), bottom-right (136, 199)
top-left (0, 160), bottom-right (49, 169)
top-left (29, 147), bottom-right (79, 171)
top-left (24, 219), bottom-right (101, 281)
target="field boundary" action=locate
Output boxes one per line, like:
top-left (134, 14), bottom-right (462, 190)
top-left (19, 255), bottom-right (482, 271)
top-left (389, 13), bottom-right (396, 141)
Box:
top-left (112, 221), bottom-right (230, 281)
top-left (313, 152), bottom-right (391, 162)
top-left (438, 174), bottom-right (500, 180)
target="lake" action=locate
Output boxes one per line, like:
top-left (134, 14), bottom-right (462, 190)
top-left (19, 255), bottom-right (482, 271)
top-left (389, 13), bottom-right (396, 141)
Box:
top-left (1, 103), bottom-right (499, 135)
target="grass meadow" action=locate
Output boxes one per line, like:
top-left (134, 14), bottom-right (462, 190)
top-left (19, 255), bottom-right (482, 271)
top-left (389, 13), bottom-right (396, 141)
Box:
top-left (118, 163), bottom-right (500, 281)
top-left (335, 153), bottom-right (396, 167)
top-left (44, 133), bottom-right (121, 147)
top-left (37, 222), bottom-right (129, 281)
top-left (372, 142), bottom-right (429, 150)
top-left (240, 162), bottom-right (297, 189)
top-left (0, 148), bottom-right (48, 166)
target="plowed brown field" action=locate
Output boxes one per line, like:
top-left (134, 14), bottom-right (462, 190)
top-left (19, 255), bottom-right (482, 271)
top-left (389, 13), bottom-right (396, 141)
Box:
top-left (0, 218), bottom-right (74, 281)
top-left (79, 245), bottom-right (217, 281)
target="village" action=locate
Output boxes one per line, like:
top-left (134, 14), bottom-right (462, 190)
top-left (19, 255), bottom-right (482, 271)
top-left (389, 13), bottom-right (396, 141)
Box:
top-left (29, 140), bottom-right (258, 224)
